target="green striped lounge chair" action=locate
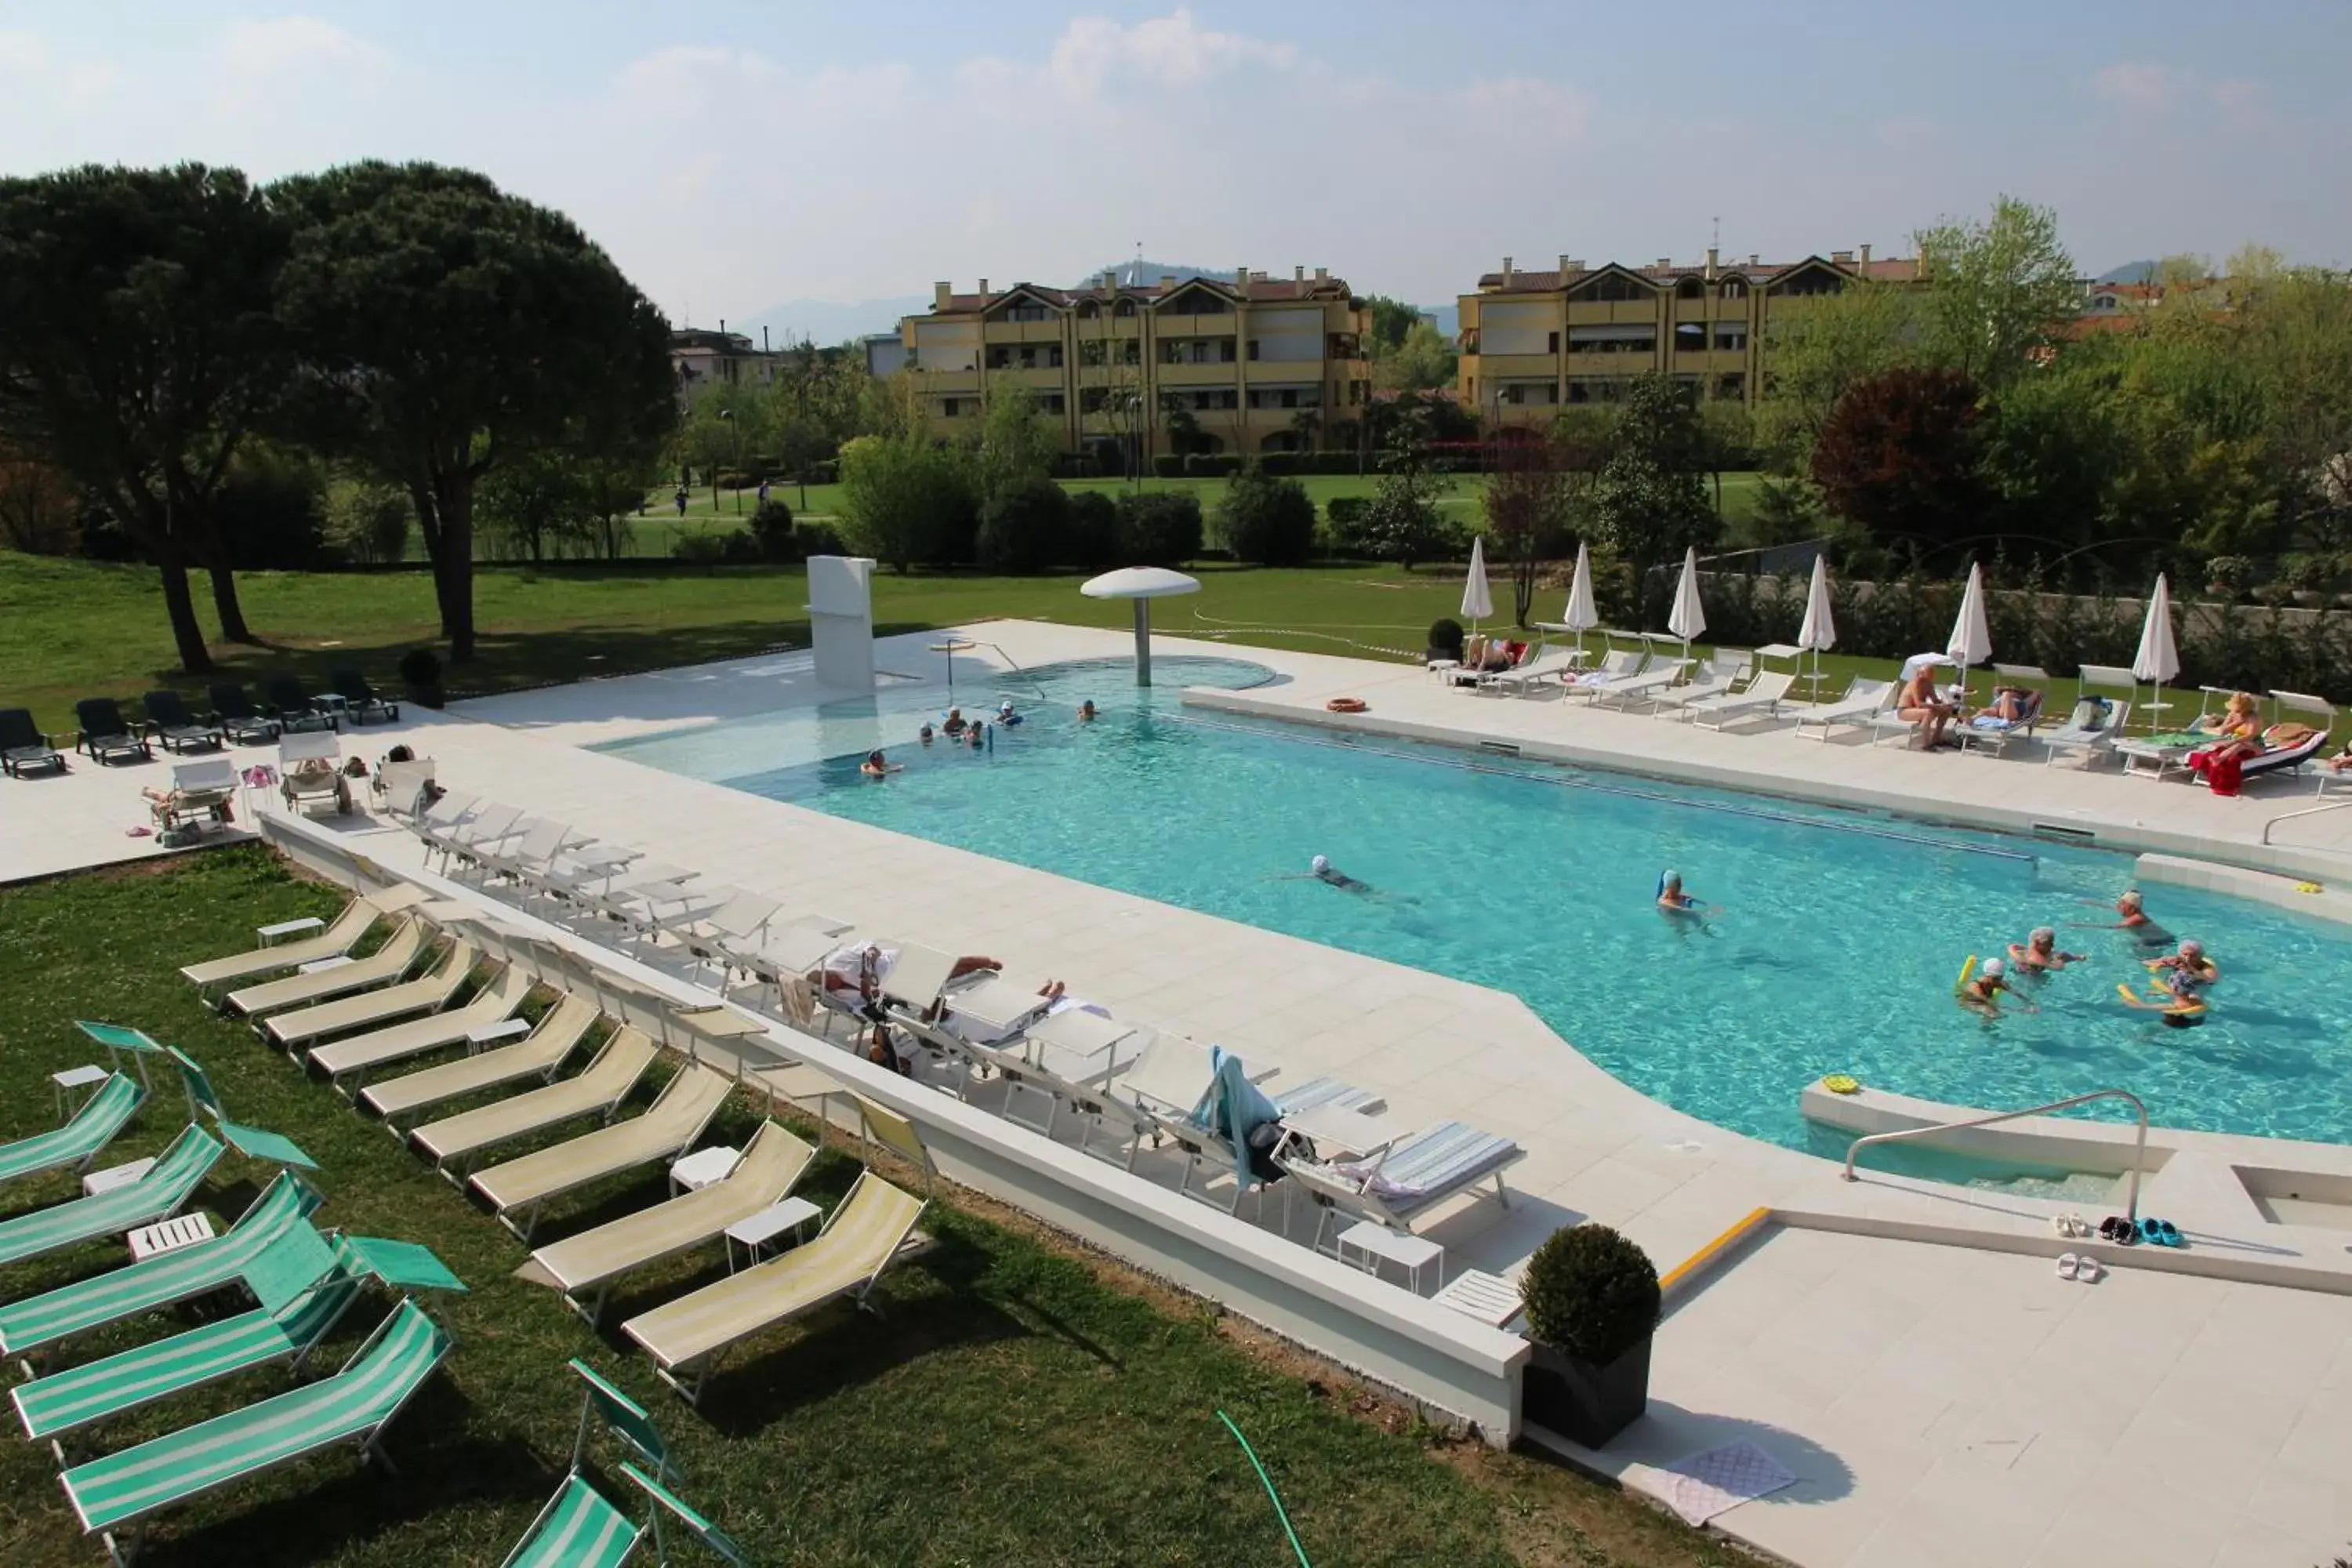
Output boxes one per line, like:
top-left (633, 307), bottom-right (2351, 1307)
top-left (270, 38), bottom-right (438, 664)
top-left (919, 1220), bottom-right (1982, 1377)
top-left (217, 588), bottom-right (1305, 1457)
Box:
top-left (58, 1298), bottom-right (453, 1567)
top-left (0, 1073), bottom-right (147, 1187)
top-left (0, 1125), bottom-right (224, 1270)
top-left (0, 1170), bottom-right (321, 1363)
top-left (500, 1463), bottom-right (747, 1568)
top-left (14, 1245), bottom-right (362, 1449)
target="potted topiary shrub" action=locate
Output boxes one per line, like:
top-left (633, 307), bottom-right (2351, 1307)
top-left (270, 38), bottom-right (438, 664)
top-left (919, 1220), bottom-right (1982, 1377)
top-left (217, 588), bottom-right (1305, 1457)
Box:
top-left (397, 648), bottom-right (445, 710)
top-left (1428, 617), bottom-right (1465, 663)
top-left (1518, 1223), bottom-right (1661, 1446)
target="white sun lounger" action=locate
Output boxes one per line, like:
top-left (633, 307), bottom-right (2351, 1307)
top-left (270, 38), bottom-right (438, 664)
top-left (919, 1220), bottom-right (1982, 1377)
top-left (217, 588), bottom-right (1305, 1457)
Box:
top-left (1279, 1119), bottom-right (1525, 1254)
top-left (418, 798), bottom-right (515, 876)
top-left (408, 1027), bottom-right (658, 1177)
top-left (1480, 645), bottom-right (1576, 698)
top-left (469, 1064), bottom-right (735, 1242)
top-left (1685, 668), bottom-right (1795, 730)
top-left (263, 940), bottom-right (479, 1051)
top-left (1595, 653), bottom-right (1695, 711)
top-left (224, 919), bottom-right (427, 1018)
top-left (622, 1169), bottom-right (927, 1406)
top-left (361, 995), bottom-right (600, 1128)
top-left (1654, 653), bottom-right (1754, 718)
top-left (2043, 700), bottom-right (2131, 768)
top-left (527, 1120), bottom-right (817, 1326)
top-left (308, 962), bottom-right (535, 1094)
top-left (1792, 677), bottom-right (1895, 742)
top-left (180, 891), bottom-right (422, 993)
top-left (1559, 648), bottom-right (1646, 703)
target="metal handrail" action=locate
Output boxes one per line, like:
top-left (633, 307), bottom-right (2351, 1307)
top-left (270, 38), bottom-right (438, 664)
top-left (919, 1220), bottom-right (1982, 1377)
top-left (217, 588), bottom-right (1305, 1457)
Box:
top-left (1841, 1088), bottom-right (2147, 1226)
top-left (2261, 797), bottom-right (2352, 847)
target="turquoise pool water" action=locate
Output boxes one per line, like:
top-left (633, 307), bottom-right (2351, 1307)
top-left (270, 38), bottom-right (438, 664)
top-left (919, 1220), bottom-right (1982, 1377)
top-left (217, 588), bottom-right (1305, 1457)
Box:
top-left (600, 656), bottom-right (2352, 1153)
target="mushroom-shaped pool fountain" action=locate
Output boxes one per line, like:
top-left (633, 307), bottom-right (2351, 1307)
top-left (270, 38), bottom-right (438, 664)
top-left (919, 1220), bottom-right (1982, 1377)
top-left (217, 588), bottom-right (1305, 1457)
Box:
top-left (1079, 566), bottom-right (1200, 686)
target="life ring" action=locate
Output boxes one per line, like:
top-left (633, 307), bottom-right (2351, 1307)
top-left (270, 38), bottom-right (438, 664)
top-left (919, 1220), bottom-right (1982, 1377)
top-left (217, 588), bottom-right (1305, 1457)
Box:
top-left (1326, 698), bottom-right (1368, 713)
top-left (1822, 1073), bottom-right (1862, 1095)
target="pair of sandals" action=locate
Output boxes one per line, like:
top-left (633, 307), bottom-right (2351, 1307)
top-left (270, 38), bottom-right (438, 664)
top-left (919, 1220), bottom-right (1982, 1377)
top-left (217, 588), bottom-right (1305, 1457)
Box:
top-left (2088, 1214), bottom-right (2183, 1247)
top-left (2056, 1252), bottom-right (2103, 1283)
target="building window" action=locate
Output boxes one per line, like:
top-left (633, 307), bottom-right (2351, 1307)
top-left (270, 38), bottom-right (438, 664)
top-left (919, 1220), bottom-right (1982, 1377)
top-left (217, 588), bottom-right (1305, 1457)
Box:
top-left (1007, 304), bottom-right (1049, 322)
top-left (1773, 269), bottom-right (1842, 298)
top-left (1716, 372), bottom-right (1746, 401)
top-left (1676, 277), bottom-right (1705, 299)
top-left (1567, 328), bottom-right (1655, 355)
top-left (1113, 299), bottom-right (1137, 318)
top-left (1720, 278), bottom-right (1747, 300)
top-left (1080, 340), bottom-right (1105, 366)
top-left (1042, 394), bottom-right (1065, 414)
top-left (1573, 273), bottom-right (1652, 303)
top-left (941, 398), bottom-right (964, 418)
top-left (1119, 340), bottom-right (1139, 365)
top-left (1547, 331), bottom-right (1561, 354)
top-left (1713, 323), bottom-right (1749, 352)
top-left (1247, 339), bottom-right (1260, 361)
top-left (1673, 323), bottom-right (1708, 354)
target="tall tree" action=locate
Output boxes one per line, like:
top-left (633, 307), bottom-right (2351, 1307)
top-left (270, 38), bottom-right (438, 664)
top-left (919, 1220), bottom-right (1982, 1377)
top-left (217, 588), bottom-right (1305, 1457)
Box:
top-left (1755, 279), bottom-right (1923, 468)
top-left (1374, 319), bottom-right (1459, 393)
top-left (1590, 374), bottom-right (1717, 612)
top-left (768, 339), bottom-right (865, 506)
top-left (1912, 195), bottom-right (2079, 390)
top-left (0, 163), bottom-right (288, 670)
top-left (1360, 296), bottom-right (1423, 354)
top-left (1482, 425), bottom-right (1591, 625)
top-left (271, 162), bottom-right (673, 661)
top-left (973, 383), bottom-right (1057, 503)
top-left (1809, 366), bottom-right (1988, 559)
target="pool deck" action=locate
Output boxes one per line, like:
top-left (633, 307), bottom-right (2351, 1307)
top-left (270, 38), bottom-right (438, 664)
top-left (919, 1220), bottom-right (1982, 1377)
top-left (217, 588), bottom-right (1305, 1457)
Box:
top-left (10, 618), bottom-right (2352, 1567)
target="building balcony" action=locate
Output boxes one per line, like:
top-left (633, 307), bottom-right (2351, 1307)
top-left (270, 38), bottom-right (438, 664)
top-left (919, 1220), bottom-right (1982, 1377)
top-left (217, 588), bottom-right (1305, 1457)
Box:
top-left (981, 320), bottom-right (1066, 344)
top-left (1468, 352), bottom-right (1559, 379)
top-left (1155, 360), bottom-right (1243, 387)
top-left (1156, 312), bottom-right (1239, 336)
top-left (909, 368), bottom-right (983, 394)
top-left (1564, 300), bottom-right (1661, 326)
top-left (982, 363), bottom-right (1070, 386)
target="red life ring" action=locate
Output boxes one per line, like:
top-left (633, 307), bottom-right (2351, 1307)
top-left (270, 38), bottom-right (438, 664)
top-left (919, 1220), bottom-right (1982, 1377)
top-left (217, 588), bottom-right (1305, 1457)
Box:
top-left (1326, 697), bottom-right (1368, 713)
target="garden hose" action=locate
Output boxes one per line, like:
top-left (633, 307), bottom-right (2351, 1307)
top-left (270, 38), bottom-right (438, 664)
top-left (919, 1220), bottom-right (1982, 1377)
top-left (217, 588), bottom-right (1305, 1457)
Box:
top-left (1216, 1409), bottom-right (1312, 1567)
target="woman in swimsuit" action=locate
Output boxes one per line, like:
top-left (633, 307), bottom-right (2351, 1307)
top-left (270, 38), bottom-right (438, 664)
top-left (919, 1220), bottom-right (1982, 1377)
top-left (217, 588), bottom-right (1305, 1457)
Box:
top-left (2008, 927), bottom-right (2084, 973)
top-left (1896, 666), bottom-right (1957, 750)
top-left (1958, 956), bottom-right (2038, 1017)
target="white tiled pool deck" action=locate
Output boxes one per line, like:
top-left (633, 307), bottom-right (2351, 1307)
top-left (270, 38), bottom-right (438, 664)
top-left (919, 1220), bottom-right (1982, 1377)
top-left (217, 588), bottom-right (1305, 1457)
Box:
top-left (12, 618), bottom-right (2352, 1567)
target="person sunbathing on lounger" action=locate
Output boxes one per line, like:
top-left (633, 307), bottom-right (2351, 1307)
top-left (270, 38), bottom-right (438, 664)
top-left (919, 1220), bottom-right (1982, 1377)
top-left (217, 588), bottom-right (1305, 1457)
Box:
top-left (2007, 927), bottom-right (2085, 973)
top-left (1980, 686), bottom-right (2036, 724)
top-left (2194, 692), bottom-right (2264, 765)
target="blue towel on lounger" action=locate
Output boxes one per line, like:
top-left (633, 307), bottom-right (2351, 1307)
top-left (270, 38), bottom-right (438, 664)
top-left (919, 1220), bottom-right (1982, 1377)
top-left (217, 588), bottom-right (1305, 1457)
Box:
top-left (1191, 1048), bottom-right (1281, 1191)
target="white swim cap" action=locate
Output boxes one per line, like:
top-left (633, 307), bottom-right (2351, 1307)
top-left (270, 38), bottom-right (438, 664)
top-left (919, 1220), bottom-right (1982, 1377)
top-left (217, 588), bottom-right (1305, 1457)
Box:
top-left (1981, 956), bottom-right (2005, 978)
top-left (2031, 927), bottom-right (2054, 943)
top-left (2181, 938), bottom-right (2204, 956)
top-left (1661, 869), bottom-right (1680, 885)
top-left (1000, 699), bottom-right (1014, 712)
top-left (1311, 855), bottom-right (1330, 874)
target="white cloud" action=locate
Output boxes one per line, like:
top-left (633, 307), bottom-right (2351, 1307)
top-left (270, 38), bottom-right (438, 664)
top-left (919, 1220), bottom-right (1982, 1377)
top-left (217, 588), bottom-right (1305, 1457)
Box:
top-left (2092, 60), bottom-right (2186, 110)
top-left (0, 31), bottom-right (53, 74)
top-left (217, 16), bottom-right (393, 81)
top-left (1044, 8), bottom-right (1294, 99)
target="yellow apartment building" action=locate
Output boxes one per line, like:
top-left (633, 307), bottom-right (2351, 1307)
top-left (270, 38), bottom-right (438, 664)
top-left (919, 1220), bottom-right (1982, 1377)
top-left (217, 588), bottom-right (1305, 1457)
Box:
top-left (1457, 247), bottom-right (1922, 426)
top-left (890, 267), bottom-right (1372, 459)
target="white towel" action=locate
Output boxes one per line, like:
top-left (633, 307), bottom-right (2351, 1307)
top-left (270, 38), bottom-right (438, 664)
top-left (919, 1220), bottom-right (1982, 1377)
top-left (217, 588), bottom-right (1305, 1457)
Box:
top-left (1656, 1440), bottom-right (1797, 1525)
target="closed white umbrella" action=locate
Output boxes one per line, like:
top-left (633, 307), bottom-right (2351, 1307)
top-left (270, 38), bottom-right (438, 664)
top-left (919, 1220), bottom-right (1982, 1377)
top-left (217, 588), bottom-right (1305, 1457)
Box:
top-left (1561, 541), bottom-right (1599, 660)
top-left (2132, 573), bottom-right (2180, 731)
top-left (1947, 562), bottom-right (1993, 709)
top-left (1796, 554), bottom-right (1836, 696)
top-left (1666, 546), bottom-right (1708, 663)
top-left (1460, 535), bottom-right (1493, 641)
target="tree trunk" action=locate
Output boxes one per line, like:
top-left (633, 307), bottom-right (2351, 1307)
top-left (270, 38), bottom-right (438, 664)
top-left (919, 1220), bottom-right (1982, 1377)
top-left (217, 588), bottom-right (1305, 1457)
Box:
top-left (205, 561), bottom-right (256, 644)
top-left (435, 470), bottom-right (480, 662)
top-left (158, 550), bottom-right (213, 675)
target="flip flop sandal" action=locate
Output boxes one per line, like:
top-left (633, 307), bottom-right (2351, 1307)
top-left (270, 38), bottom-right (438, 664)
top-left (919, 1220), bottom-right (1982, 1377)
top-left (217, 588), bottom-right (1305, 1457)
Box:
top-left (2056, 1253), bottom-right (2081, 1280)
top-left (2158, 1220), bottom-right (2183, 1247)
top-left (2053, 1216), bottom-right (2075, 1239)
top-left (2074, 1256), bottom-right (2102, 1283)
top-left (2140, 1218), bottom-right (2165, 1245)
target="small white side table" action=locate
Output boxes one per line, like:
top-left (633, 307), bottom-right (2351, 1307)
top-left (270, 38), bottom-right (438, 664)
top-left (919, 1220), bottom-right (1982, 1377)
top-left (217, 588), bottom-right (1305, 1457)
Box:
top-left (296, 954), bottom-right (355, 975)
top-left (724, 1197), bottom-right (822, 1272)
top-left (52, 1063), bottom-right (111, 1119)
top-left (466, 1019), bottom-right (533, 1054)
top-left (127, 1212), bottom-right (215, 1261)
top-left (1337, 1220), bottom-right (1445, 1294)
top-left (257, 916), bottom-right (325, 946)
top-left (1433, 1268), bottom-right (1525, 1330)
top-left (668, 1145), bottom-right (742, 1196)
top-left (84, 1157), bottom-right (156, 1197)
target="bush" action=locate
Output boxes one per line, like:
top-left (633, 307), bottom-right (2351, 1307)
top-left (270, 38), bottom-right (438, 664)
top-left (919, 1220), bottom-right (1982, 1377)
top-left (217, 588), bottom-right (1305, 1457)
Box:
top-left (1152, 454), bottom-right (1187, 479)
top-left (1065, 491), bottom-right (1120, 568)
top-left (975, 477), bottom-right (1072, 574)
top-left (1428, 618), bottom-right (1465, 660)
top-left (1183, 453), bottom-right (1243, 479)
top-left (323, 481), bottom-right (412, 565)
top-left (836, 434), bottom-right (980, 571)
top-left (749, 498), bottom-right (797, 562)
top-left (396, 648), bottom-right (441, 688)
top-left (1520, 1225), bottom-right (1659, 1365)
top-left (1116, 492), bottom-right (1203, 567)
top-left (794, 519), bottom-right (845, 558)
top-left (672, 529), bottom-right (731, 564)
top-left (1216, 463), bottom-right (1319, 566)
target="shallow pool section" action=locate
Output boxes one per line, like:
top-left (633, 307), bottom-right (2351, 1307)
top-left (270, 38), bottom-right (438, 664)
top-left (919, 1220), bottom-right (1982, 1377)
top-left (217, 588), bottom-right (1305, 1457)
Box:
top-left (602, 659), bottom-right (2352, 1152)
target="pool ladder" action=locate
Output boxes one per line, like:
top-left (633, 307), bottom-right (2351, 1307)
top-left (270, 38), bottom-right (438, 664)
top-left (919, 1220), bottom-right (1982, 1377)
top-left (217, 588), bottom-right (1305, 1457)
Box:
top-left (1840, 1087), bottom-right (2147, 1226)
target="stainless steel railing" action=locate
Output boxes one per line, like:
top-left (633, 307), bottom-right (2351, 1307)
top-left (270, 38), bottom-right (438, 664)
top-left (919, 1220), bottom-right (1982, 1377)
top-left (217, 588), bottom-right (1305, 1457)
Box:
top-left (2260, 797), bottom-right (2352, 847)
top-left (1841, 1087), bottom-right (2147, 1225)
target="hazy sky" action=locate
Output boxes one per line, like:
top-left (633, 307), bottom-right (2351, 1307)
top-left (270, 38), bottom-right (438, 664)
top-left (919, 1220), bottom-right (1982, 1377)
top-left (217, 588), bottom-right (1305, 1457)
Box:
top-left (2, 2), bottom-right (2345, 321)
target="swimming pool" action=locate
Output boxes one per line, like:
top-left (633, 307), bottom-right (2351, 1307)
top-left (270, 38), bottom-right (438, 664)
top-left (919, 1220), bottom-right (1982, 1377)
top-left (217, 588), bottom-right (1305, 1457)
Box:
top-left (600, 656), bottom-right (2352, 1153)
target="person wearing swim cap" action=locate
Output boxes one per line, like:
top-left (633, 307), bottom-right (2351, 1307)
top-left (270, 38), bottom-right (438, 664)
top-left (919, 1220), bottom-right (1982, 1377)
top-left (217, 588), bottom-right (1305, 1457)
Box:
top-left (1307, 854), bottom-right (1371, 894)
top-left (1958, 956), bottom-right (2038, 1017)
top-left (996, 699), bottom-right (1024, 727)
top-left (1656, 869), bottom-right (1715, 916)
top-left (2008, 927), bottom-right (2084, 973)
top-left (2149, 938), bottom-right (2218, 996)
top-left (2074, 888), bottom-right (2172, 947)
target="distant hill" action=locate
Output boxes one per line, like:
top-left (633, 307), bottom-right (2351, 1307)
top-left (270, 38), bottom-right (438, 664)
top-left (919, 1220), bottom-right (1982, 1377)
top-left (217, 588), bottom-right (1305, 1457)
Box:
top-left (2096, 260), bottom-right (2159, 285)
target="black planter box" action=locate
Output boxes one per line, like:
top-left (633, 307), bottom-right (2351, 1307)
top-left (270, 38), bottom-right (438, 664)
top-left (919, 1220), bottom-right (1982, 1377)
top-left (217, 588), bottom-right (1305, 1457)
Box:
top-left (403, 682), bottom-right (445, 711)
top-left (1523, 1335), bottom-right (1651, 1448)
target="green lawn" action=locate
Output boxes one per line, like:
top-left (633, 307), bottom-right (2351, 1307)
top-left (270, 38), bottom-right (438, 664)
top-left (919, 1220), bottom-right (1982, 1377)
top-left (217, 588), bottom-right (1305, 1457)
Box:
top-left (3, 549), bottom-right (1985, 737)
top-left (0, 850), bottom-right (1733, 1567)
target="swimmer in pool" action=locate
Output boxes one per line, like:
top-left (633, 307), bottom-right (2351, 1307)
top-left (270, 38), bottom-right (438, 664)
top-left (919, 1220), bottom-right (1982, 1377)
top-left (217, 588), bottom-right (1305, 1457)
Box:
top-left (2008, 927), bottom-right (2085, 974)
top-left (2073, 888), bottom-right (2172, 947)
top-left (2147, 938), bottom-right (2218, 988)
top-left (1656, 870), bottom-right (1717, 916)
top-left (966, 721), bottom-right (985, 749)
top-left (859, 750), bottom-right (900, 779)
top-left (942, 708), bottom-right (967, 737)
top-left (1958, 956), bottom-right (2038, 1017)
top-left (996, 699), bottom-right (1024, 728)
top-left (1078, 699), bottom-right (1098, 722)
top-left (1306, 854), bottom-right (1371, 894)
top-left (918, 723), bottom-right (935, 746)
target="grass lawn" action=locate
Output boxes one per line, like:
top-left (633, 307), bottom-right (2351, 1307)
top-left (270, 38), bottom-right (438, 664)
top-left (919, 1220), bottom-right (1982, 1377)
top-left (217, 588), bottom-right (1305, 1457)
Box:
top-left (5, 549), bottom-right (2009, 737)
top-left (0, 849), bottom-right (1735, 1566)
